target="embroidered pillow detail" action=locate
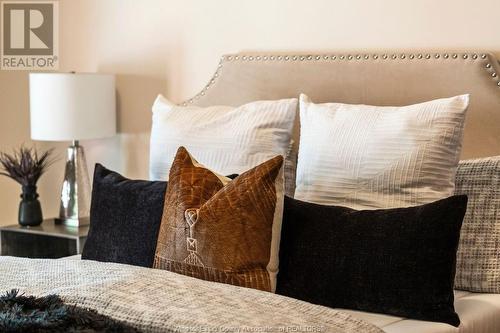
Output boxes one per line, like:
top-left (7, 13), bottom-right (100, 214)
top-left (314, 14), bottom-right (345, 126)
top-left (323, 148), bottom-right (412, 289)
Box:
top-left (154, 147), bottom-right (284, 292)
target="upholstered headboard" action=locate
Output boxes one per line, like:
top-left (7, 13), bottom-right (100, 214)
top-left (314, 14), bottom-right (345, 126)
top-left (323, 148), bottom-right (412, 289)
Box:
top-left (185, 51), bottom-right (500, 159)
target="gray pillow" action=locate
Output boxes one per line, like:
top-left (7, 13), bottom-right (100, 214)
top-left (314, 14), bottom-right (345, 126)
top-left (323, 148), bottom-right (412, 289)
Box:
top-left (454, 156), bottom-right (500, 292)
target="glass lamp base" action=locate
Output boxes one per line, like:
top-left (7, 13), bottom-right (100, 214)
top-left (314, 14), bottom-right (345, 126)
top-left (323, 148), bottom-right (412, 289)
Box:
top-left (58, 140), bottom-right (91, 228)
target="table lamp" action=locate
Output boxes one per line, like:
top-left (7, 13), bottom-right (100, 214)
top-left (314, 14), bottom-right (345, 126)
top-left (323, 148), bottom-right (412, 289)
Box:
top-left (29, 73), bottom-right (116, 227)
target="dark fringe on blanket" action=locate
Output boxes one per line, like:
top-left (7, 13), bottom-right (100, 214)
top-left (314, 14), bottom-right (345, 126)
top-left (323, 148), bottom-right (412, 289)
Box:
top-left (0, 289), bottom-right (139, 333)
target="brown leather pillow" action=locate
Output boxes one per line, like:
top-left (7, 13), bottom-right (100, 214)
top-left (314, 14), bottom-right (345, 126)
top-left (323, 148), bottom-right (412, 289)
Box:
top-left (154, 147), bottom-right (284, 292)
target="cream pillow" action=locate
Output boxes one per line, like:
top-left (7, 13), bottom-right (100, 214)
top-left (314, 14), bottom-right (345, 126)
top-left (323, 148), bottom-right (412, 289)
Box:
top-left (149, 95), bottom-right (297, 182)
top-left (295, 94), bottom-right (469, 209)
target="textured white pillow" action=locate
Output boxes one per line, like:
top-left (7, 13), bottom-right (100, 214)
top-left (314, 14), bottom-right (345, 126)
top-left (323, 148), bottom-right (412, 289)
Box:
top-left (295, 94), bottom-right (469, 209)
top-left (150, 95), bottom-right (297, 180)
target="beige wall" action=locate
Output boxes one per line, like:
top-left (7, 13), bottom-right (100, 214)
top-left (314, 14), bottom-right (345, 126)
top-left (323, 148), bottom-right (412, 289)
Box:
top-left (1, 0), bottom-right (500, 225)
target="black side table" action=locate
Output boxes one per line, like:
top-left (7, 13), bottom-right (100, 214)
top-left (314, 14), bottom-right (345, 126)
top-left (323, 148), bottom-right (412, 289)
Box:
top-left (0, 220), bottom-right (89, 259)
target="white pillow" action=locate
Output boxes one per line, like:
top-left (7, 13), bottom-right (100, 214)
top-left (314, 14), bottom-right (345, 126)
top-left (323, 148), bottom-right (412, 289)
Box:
top-left (150, 95), bottom-right (297, 180)
top-left (295, 94), bottom-right (469, 209)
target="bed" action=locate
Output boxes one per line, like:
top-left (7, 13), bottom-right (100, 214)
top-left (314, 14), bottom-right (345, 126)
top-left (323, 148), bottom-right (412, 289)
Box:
top-left (1, 50), bottom-right (500, 333)
top-left (180, 50), bottom-right (500, 333)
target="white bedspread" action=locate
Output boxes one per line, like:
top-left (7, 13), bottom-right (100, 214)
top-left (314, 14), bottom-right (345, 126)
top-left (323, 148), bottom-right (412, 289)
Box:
top-left (0, 257), bottom-right (383, 333)
top-left (344, 290), bottom-right (500, 333)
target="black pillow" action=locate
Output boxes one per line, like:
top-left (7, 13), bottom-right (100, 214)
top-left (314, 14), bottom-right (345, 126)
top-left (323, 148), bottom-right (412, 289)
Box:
top-left (277, 195), bottom-right (468, 327)
top-left (82, 164), bottom-right (166, 267)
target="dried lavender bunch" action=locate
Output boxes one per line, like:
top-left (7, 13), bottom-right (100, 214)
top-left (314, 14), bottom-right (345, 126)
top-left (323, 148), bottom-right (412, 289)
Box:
top-left (0, 146), bottom-right (55, 187)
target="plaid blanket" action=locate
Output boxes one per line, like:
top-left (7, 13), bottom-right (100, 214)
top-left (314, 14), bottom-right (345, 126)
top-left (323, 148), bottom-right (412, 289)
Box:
top-left (0, 257), bottom-right (383, 333)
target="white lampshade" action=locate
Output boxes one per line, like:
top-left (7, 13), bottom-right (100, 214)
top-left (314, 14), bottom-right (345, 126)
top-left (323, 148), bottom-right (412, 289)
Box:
top-left (29, 73), bottom-right (116, 141)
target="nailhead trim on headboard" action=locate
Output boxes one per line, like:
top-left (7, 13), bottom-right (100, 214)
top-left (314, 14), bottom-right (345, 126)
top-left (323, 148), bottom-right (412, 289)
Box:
top-left (181, 52), bottom-right (499, 106)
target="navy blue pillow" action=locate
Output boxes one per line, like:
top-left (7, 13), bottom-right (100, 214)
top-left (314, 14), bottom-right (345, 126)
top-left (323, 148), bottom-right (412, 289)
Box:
top-left (82, 164), bottom-right (167, 267)
top-left (277, 195), bottom-right (468, 327)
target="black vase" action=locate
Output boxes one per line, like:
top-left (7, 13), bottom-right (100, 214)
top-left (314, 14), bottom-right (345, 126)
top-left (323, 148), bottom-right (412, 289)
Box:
top-left (18, 185), bottom-right (43, 226)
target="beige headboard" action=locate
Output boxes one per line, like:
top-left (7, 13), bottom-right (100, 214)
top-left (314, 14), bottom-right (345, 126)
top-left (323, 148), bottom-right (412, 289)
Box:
top-left (185, 51), bottom-right (500, 159)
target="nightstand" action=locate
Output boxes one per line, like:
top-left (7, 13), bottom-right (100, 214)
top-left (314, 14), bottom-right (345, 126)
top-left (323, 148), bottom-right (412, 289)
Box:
top-left (0, 220), bottom-right (89, 258)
